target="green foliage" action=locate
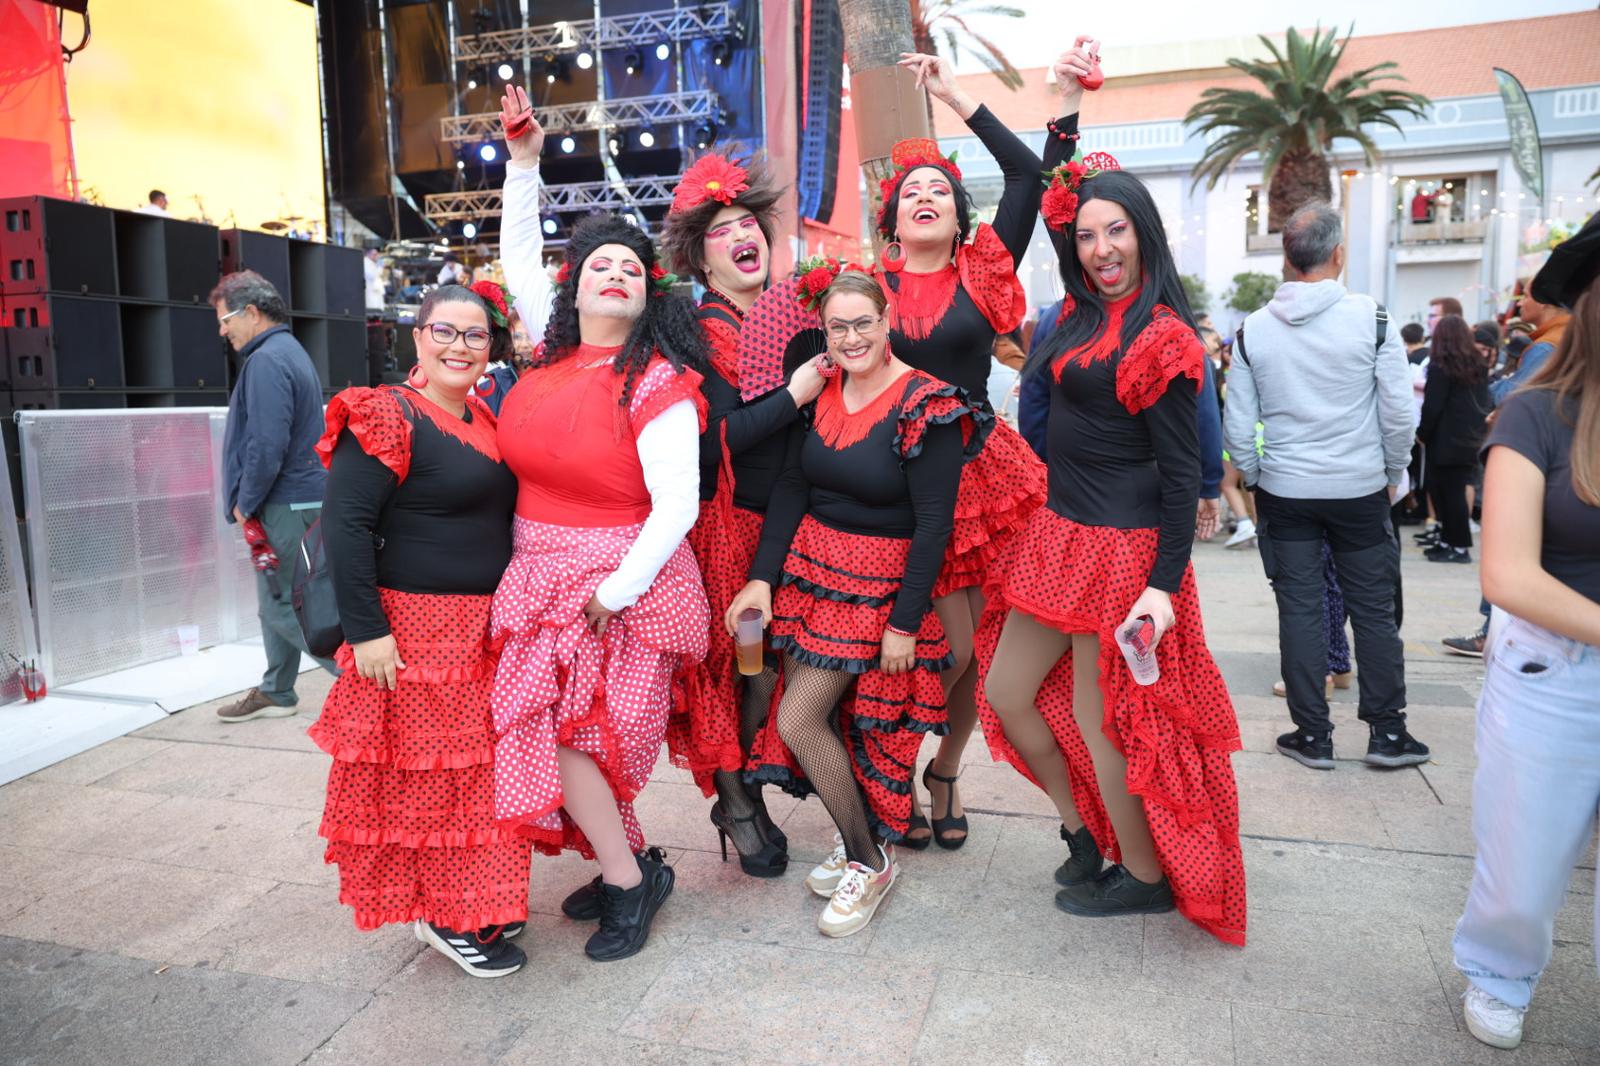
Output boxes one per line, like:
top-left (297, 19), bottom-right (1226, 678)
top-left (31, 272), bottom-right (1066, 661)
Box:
top-left (1225, 272), bottom-right (1279, 314)
top-left (1182, 25), bottom-right (1431, 191)
top-left (909, 0), bottom-right (1027, 91)
top-left (1179, 274), bottom-right (1210, 315)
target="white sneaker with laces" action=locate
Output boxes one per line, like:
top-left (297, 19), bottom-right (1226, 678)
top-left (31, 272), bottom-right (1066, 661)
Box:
top-left (818, 846), bottom-right (897, 938)
top-left (804, 834), bottom-right (850, 898)
top-left (1224, 518), bottom-right (1257, 549)
top-left (1462, 985), bottom-right (1524, 1050)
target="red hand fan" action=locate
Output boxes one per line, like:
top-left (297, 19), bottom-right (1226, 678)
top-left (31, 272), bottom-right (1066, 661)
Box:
top-left (738, 277), bottom-right (827, 402)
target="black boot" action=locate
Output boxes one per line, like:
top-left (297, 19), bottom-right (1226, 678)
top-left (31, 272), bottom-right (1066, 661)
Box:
top-left (584, 849), bottom-right (675, 962)
top-left (1054, 824), bottom-right (1103, 886)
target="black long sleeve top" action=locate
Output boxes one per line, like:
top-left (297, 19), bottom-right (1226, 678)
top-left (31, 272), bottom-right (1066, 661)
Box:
top-left (884, 106), bottom-right (1064, 406)
top-left (320, 397), bottom-right (517, 643)
top-left (750, 373), bottom-right (965, 632)
top-left (1418, 369), bottom-right (1490, 467)
top-left (697, 367), bottom-right (802, 508)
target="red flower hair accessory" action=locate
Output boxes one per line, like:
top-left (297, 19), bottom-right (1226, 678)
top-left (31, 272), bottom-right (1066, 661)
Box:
top-left (874, 138), bottom-right (963, 238)
top-left (555, 262), bottom-right (571, 284)
top-left (470, 279), bottom-right (514, 328)
top-left (793, 256), bottom-right (867, 312)
top-left (1041, 149), bottom-right (1121, 232)
top-left (670, 154), bottom-right (750, 215)
top-left (650, 263), bottom-right (679, 295)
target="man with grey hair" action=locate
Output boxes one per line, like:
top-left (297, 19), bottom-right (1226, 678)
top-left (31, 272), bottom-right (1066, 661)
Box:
top-left (1223, 202), bottom-right (1427, 771)
top-left (213, 270), bottom-right (337, 722)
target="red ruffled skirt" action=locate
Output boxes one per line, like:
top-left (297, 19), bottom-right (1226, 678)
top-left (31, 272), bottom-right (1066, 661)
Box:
top-left (975, 508), bottom-right (1247, 946)
top-left (935, 418), bottom-right (1046, 598)
top-left (668, 498), bottom-right (765, 795)
top-left (490, 516), bottom-right (709, 858)
top-left (309, 589), bottom-right (533, 932)
top-left (748, 515), bottom-right (951, 842)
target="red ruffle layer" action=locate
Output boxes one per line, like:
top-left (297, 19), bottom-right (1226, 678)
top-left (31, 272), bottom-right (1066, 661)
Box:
top-left (935, 418), bottom-right (1047, 598)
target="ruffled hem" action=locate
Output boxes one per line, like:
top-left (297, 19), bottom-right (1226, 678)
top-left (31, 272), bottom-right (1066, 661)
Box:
top-left (934, 418), bottom-right (1046, 597)
top-left (341, 898), bottom-right (530, 934)
top-left (894, 378), bottom-right (992, 463)
top-left (1114, 306), bottom-right (1206, 416)
top-left (308, 729), bottom-right (496, 770)
top-left (955, 223), bottom-right (1027, 336)
top-left (630, 360), bottom-right (710, 435)
top-left (770, 631), bottom-right (955, 677)
top-left (316, 386), bottom-right (412, 481)
top-left (319, 821), bottom-right (517, 849)
top-left (332, 641), bottom-right (499, 685)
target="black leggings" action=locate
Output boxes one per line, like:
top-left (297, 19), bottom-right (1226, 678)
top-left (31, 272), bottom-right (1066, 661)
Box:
top-left (1427, 463), bottom-right (1475, 548)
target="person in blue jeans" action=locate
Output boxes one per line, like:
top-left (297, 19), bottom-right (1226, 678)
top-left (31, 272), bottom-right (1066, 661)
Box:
top-left (1453, 217), bottom-right (1600, 1051)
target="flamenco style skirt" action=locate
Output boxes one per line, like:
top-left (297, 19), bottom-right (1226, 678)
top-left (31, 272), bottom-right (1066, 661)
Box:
top-left (934, 417), bottom-right (1046, 599)
top-left (748, 515), bottom-right (952, 842)
top-left (309, 589), bottom-right (533, 932)
top-left (490, 515), bottom-right (708, 858)
top-left (974, 508), bottom-right (1248, 945)
top-left (668, 498), bottom-right (765, 795)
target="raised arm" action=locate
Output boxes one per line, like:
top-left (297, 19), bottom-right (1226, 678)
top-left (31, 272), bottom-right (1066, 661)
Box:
top-left (498, 85), bottom-right (554, 347)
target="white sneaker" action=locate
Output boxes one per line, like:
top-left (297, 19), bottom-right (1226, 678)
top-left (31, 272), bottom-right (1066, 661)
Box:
top-left (818, 846), bottom-right (897, 938)
top-left (1469, 518), bottom-right (1481, 534)
top-left (805, 834), bottom-right (850, 898)
top-left (1224, 518), bottom-right (1257, 549)
top-left (1462, 985), bottom-right (1525, 1050)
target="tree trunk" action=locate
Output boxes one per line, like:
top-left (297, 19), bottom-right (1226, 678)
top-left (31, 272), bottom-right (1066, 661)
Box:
top-left (1267, 149), bottom-right (1334, 232)
top-left (836, 0), bottom-right (931, 255)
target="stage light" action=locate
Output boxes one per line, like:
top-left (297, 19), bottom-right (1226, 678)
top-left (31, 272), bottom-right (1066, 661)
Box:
top-left (463, 221), bottom-right (478, 240)
top-left (711, 40), bottom-right (732, 67)
top-left (467, 78), bottom-right (478, 89)
top-left (542, 218), bottom-right (558, 236)
top-left (638, 128), bottom-right (656, 148)
top-left (478, 142), bottom-right (498, 162)
top-left (497, 62), bottom-right (514, 81)
top-left (693, 120), bottom-right (719, 149)
top-left (456, 160), bottom-right (466, 170)
top-left (560, 135), bottom-right (576, 154)
top-left (623, 49), bottom-right (643, 76)
top-left (576, 51), bottom-right (593, 70)
top-left (608, 136), bottom-right (621, 155)
top-left (655, 42), bottom-right (671, 61)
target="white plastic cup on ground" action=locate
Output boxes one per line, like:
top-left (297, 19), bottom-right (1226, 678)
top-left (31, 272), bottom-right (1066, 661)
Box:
top-left (177, 624), bottom-right (200, 656)
top-left (1114, 616), bottom-right (1160, 686)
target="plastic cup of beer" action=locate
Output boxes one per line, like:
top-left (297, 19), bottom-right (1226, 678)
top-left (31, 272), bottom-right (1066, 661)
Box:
top-left (1114, 615), bottom-right (1161, 686)
top-left (735, 608), bottom-right (765, 676)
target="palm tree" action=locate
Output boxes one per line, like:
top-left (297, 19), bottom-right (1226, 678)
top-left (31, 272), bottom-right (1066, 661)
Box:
top-left (1184, 25), bottom-right (1430, 231)
top-left (837, 0), bottom-right (929, 254)
top-left (908, 0), bottom-right (1026, 90)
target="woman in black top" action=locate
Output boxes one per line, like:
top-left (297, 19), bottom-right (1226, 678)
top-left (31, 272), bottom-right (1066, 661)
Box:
top-left (1419, 315), bottom-right (1492, 562)
top-left (308, 284), bottom-right (532, 978)
top-left (975, 113), bottom-right (1246, 944)
top-left (726, 269), bottom-right (987, 938)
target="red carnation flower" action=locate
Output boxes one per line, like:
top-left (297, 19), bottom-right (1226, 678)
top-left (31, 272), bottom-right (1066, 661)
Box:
top-left (555, 262), bottom-right (572, 284)
top-left (670, 154), bottom-right (750, 214)
top-left (1042, 186), bottom-right (1080, 231)
top-left (801, 266), bottom-right (835, 295)
top-left (470, 280), bottom-right (511, 323)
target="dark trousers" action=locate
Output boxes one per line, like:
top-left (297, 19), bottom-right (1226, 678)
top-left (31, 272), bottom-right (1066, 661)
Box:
top-left (256, 503), bottom-right (339, 704)
top-left (1427, 463), bottom-right (1474, 548)
top-left (1256, 488), bottom-right (1408, 735)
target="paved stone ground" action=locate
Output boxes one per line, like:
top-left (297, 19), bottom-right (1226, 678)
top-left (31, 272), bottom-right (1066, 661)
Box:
top-left (2, 532), bottom-right (1596, 1065)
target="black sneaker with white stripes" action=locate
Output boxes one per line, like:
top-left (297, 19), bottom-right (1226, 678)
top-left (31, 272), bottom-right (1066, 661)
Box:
top-left (414, 921), bottom-right (527, 978)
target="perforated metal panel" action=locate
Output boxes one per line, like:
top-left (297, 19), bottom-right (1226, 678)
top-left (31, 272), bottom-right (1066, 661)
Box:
top-left (0, 448), bottom-right (40, 704)
top-left (19, 409), bottom-right (258, 686)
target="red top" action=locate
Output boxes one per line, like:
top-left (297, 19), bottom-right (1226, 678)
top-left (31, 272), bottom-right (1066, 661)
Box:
top-left (498, 344), bottom-right (706, 527)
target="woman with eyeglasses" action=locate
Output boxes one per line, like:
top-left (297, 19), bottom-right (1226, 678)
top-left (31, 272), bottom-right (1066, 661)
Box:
top-left (310, 282), bottom-right (534, 978)
top-left (491, 86), bottom-right (710, 963)
top-left (726, 266), bottom-right (987, 937)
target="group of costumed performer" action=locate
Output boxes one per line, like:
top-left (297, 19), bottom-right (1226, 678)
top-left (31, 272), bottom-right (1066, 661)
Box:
top-left (656, 151), bottom-right (828, 877)
top-left (975, 44), bottom-right (1247, 943)
top-left (492, 85), bottom-right (710, 962)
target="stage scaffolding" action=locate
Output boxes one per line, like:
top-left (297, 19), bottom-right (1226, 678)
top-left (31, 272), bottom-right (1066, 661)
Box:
top-left (439, 89), bottom-right (721, 145)
top-left (454, 3), bottom-right (734, 64)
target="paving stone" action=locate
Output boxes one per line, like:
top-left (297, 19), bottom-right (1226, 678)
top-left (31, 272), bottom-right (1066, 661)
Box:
top-left (1240, 788), bottom-right (1395, 849)
top-left (911, 968), bottom-right (1234, 1065)
top-left (498, 1028), bottom-right (742, 1064)
top-left (1374, 800), bottom-right (1477, 857)
top-left (621, 935), bottom-right (935, 1064)
top-left (0, 779), bottom-right (166, 849)
top-left (133, 699), bottom-right (324, 755)
top-left (74, 794), bottom-right (329, 886)
top-left (1233, 1004), bottom-right (1577, 1064)
top-left (93, 739), bottom-right (329, 811)
top-left (306, 989), bottom-right (528, 1064)
top-left (0, 935), bottom-right (365, 1066)
top-left (25, 736), bottom-right (175, 785)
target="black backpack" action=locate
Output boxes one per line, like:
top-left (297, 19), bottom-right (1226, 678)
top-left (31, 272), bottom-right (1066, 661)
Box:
top-left (292, 517), bottom-right (343, 659)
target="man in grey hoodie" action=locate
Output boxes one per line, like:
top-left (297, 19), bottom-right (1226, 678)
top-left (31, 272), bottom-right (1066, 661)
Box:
top-left (1224, 202), bottom-right (1429, 771)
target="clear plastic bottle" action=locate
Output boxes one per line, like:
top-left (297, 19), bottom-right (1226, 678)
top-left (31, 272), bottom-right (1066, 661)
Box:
top-left (1115, 616), bottom-right (1161, 686)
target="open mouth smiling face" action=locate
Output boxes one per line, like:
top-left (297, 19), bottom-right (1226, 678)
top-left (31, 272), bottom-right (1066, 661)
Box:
top-left (895, 166), bottom-right (957, 245)
top-left (705, 206), bottom-right (769, 292)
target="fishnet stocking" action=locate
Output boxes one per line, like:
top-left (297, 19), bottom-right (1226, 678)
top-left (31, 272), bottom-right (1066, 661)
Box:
top-left (774, 656), bottom-right (882, 870)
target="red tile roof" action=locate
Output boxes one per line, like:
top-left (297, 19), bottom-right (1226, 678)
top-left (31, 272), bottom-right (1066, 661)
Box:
top-left (934, 12), bottom-right (1600, 137)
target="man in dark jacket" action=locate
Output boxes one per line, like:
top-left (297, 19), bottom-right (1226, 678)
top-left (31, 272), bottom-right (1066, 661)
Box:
top-left (214, 271), bottom-right (336, 721)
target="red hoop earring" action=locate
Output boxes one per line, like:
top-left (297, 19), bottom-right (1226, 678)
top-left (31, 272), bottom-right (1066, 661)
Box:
top-left (407, 364), bottom-right (429, 389)
top-left (880, 241), bottom-right (906, 273)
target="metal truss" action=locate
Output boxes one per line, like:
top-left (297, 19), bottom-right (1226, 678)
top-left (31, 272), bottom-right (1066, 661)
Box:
top-left (422, 177), bottom-right (678, 224)
top-left (441, 90), bottom-right (720, 145)
top-left (457, 4), bottom-right (734, 64)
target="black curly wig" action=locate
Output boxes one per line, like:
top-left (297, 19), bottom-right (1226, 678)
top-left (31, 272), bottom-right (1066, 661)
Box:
top-left (1027, 168), bottom-right (1196, 380)
top-left (534, 213), bottom-right (707, 405)
top-left (878, 162), bottom-right (975, 253)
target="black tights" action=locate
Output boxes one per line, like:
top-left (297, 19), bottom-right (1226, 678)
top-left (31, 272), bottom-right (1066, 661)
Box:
top-left (774, 656), bottom-right (883, 871)
top-left (712, 667), bottom-right (778, 853)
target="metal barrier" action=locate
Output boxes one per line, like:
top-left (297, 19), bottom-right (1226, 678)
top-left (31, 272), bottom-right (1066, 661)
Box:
top-left (0, 443), bottom-right (40, 703)
top-left (17, 408), bottom-right (258, 687)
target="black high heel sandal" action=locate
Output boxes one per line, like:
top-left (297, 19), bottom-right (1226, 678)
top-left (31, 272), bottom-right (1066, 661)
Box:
top-left (923, 764), bottom-right (969, 850)
top-left (710, 800), bottom-right (787, 878)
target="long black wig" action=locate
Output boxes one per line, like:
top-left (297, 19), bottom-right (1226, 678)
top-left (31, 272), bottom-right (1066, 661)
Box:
top-left (534, 213), bottom-right (707, 405)
top-left (1027, 169), bottom-right (1197, 379)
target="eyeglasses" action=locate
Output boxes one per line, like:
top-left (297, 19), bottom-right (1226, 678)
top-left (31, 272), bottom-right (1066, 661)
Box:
top-left (825, 316), bottom-right (883, 341)
top-left (218, 308), bottom-right (245, 323)
top-left (424, 322), bottom-right (492, 349)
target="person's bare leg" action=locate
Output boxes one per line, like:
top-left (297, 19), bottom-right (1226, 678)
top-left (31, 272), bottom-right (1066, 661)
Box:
top-left (556, 746), bottom-right (641, 889)
top-left (982, 609), bottom-right (1083, 830)
top-left (1221, 463), bottom-right (1253, 523)
top-left (1069, 634), bottom-right (1161, 882)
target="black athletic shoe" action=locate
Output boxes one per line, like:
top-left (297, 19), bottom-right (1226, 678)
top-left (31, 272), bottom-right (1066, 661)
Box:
top-left (1365, 727), bottom-right (1430, 768)
top-left (495, 921), bottom-right (526, 940)
top-left (1425, 544), bottom-right (1471, 563)
top-left (561, 875), bottom-right (605, 921)
top-left (1054, 864), bottom-right (1175, 917)
top-left (1055, 824), bottom-right (1104, 886)
top-left (414, 921), bottom-right (527, 978)
top-left (1411, 524), bottom-right (1442, 545)
top-left (584, 850), bottom-right (675, 962)
top-left (1276, 729), bottom-right (1335, 770)
top-left (1442, 626), bottom-right (1487, 658)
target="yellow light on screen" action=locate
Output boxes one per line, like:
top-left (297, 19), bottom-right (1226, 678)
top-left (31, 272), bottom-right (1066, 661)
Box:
top-left (68, 0), bottom-right (325, 234)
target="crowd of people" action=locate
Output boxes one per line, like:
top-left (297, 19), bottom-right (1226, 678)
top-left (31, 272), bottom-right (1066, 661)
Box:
top-left (206, 33), bottom-right (1599, 1055)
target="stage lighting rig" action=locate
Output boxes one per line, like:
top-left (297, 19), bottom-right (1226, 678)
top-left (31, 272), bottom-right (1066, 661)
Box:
top-left (692, 119), bottom-right (720, 150)
top-left (560, 135), bottom-right (577, 154)
top-left (637, 128), bottom-right (656, 148)
top-left (497, 62), bottom-right (515, 80)
top-left (576, 50), bottom-right (594, 70)
top-left (463, 221), bottom-right (479, 240)
top-left (542, 218), bottom-right (559, 236)
top-left (478, 142), bottom-right (499, 163)
top-left (623, 49), bottom-right (644, 76)
top-left (710, 40), bottom-right (732, 67)
top-left (441, 91), bottom-right (720, 145)
top-left (655, 42), bottom-right (672, 61)
top-left (455, 4), bottom-right (732, 66)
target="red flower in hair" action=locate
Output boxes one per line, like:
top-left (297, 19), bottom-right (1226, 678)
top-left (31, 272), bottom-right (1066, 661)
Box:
top-left (470, 280), bottom-right (513, 327)
top-left (1041, 187), bottom-right (1080, 231)
top-left (875, 138), bottom-right (963, 238)
top-left (555, 262), bottom-right (571, 284)
top-left (670, 154), bottom-right (750, 215)
top-left (793, 255), bottom-right (851, 312)
top-left (1040, 148), bottom-right (1121, 232)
